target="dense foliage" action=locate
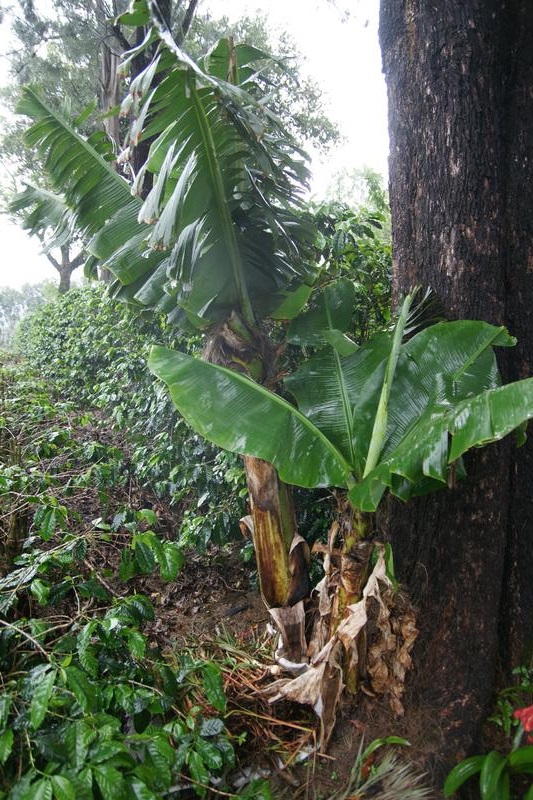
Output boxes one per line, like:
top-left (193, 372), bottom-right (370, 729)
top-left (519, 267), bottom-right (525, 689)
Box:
top-left (1, 2), bottom-right (338, 181)
top-left (0, 354), bottom-right (273, 799)
top-left (15, 286), bottom-right (248, 551)
top-left (314, 201), bottom-right (391, 340)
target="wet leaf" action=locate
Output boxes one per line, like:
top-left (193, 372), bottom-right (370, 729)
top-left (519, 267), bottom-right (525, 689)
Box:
top-left (444, 756), bottom-right (485, 796)
top-left (201, 662), bottom-right (226, 712)
top-left (49, 775), bottom-right (75, 800)
top-left (30, 668), bottom-right (56, 731)
top-left (158, 543), bottom-right (184, 581)
top-left (0, 728), bottom-right (14, 765)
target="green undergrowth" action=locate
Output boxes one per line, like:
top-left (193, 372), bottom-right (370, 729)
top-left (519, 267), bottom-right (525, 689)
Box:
top-left (0, 353), bottom-right (272, 799)
top-left (12, 286), bottom-right (338, 556)
top-left (14, 286), bottom-right (248, 552)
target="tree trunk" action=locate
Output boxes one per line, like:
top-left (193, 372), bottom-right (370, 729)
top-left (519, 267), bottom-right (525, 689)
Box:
top-left (203, 316), bottom-right (310, 660)
top-left (379, 0), bottom-right (533, 780)
top-left (48, 245), bottom-right (83, 294)
top-left (243, 457), bottom-right (296, 609)
top-left (57, 253), bottom-right (72, 295)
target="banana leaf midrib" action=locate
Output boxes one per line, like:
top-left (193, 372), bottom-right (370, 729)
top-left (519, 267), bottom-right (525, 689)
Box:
top-left (325, 292), bottom-right (356, 469)
top-left (188, 80), bottom-right (255, 326)
top-left (149, 346), bottom-right (355, 488)
top-left (363, 293), bottom-right (412, 478)
top-left (448, 324), bottom-right (508, 389)
top-left (169, 367), bottom-right (351, 470)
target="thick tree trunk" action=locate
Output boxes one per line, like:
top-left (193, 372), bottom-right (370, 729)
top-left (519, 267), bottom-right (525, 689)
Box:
top-left (380, 0), bottom-right (533, 780)
top-left (500, 1), bottom-right (533, 673)
top-left (57, 267), bottom-right (70, 295)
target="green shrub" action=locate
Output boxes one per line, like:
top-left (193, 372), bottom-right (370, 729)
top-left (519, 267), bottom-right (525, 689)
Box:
top-left (0, 355), bottom-right (270, 799)
top-left (15, 287), bottom-right (247, 551)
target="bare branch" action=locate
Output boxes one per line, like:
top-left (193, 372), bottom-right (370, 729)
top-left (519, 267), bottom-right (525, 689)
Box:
top-left (45, 252), bottom-right (60, 270)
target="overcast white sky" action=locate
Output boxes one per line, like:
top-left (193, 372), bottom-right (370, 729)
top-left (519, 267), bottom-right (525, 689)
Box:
top-left (0, 0), bottom-right (388, 289)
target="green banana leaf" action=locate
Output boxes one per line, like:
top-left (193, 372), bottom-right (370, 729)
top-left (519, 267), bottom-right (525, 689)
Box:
top-left (148, 346), bottom-right (353, 489)
top-left (284, 278), bottom-right (387, 477)
top-left (18, 89), bottom-right (138, 237)
top-left (115, 36), bottom-right (318, 327)
top-left (285, 332), bottom-right (392, 478)
top-left (150, 315), bottom-right (533, 513)
top-left (9, 184), bottom-right (77, 252)
top-left (15, 86), bottom-right (166, 291)
top-left (16, 35), bottom-right (318, 330)
top-left (286, 278), bottom-right (358, 351)
top-left (349, 322), bottom-right (532, 510)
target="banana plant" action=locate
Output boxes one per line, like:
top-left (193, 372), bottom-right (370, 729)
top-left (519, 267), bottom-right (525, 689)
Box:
top-left (149, 282), bottom-right (533, 746)
top-left (9, 184), bottom-right (78, 252)
top-left (16, 3), bottom-right (533, 746)
top-left (150, 281), bottom-right (533, 509)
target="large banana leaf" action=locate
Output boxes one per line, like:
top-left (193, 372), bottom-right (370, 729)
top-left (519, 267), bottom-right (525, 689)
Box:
top-left (285, 338), bottom-right (392, 478)
top-left (350, 376), bottom-right (533, 511)
top-left (18, 89), bottom-right (137, 235)
top-left (9, 184), bottom-right (77, 252)
top-left (346, 321), bottom-right (532, 509)
top-left (15, 86), bottom-right (167, 291)
top-left (150, 316), bottom-right (533, 511)
top-left (285, 279), bottom-right (404, 478)
top-left (16, 34), bottom-right (318, 330)
top-left (148, 346), bottom-right (353, 488)
top-left (110, 36), bottom-right (318, 328)
top-left (286, 278), bottom-right (359, 353)
top-left (289, 317), bottom-right (525, 509)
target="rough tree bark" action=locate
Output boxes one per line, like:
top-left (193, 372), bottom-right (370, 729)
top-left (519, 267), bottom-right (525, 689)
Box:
top-left (380, 0), bottom-right (533, 780)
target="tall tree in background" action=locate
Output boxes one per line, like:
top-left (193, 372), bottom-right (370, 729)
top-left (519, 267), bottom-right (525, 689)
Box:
top-left (0, 281), bottom-right (56, 346)
top-left (380, 0), bottom-right (533, 777)
top-left (3, 2), bottom-right (338, 162)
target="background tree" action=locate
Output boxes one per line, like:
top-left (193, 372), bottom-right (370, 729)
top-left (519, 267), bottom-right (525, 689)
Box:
top-left (0, 280), bottom-right (56, 346)
top-left (324, 165), bottom-right (390, 216)
top-left (1, 2), bottom-right (338, 164)
top-left (1, 0), bottom-right (197, 287)
top-left (379, 0), bottom-right (533, 778)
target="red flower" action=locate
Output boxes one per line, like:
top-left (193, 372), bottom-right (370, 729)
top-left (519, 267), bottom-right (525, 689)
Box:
top-left (513, 705), bottom-right (533, 743)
